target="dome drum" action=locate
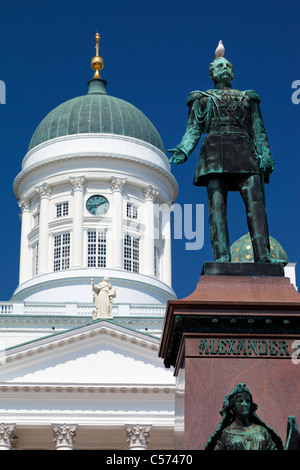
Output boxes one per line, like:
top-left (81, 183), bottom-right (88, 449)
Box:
top-left (15, 167), bottom-right (176, 302)
top-left (11, 268), bottom-right (176, 304)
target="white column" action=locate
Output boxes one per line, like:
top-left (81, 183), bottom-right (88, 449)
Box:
top-left (0, 424), bottom-right (15, 450)
top-left (110, 177), bottom-right (126, 269)
top-left (35, 183), bottom-right (51, 274)
top-left (70, 176), bottom-right (86, 268)
top-left (143, 186), bottom-right (158, 277)
top-left (125, 424), bottom-right (151, 450)
top-left (52, 424), bottom-right (77, 450)
top-left (18, 197), bottom-right (31, 284)
top-left (161, 202), bottom-right (172, 286)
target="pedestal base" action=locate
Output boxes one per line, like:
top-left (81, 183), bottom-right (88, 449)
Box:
top-left (202, 261), bottom-right (284, 277)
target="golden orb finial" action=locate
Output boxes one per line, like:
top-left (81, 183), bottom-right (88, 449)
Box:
top-left (91, 32), bottom-right (104, 78)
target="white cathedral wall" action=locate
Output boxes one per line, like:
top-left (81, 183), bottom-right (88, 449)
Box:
top-left (11, 269), bottom-right (175, 303)
top-left (20, 134), bottom-right (172, 175)
top-left (0, 389), bottom-right (175, 439)
top-left (0, 333), bottom-right (173, 385)
top-left (0, 322), bottom-right (176, 443)
top-left (15, 135), bottom-right (177, 205)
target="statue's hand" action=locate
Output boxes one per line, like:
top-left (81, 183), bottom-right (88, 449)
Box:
top-left (260, 155), bottom-right (275, 176)
top-left (168, 148), bottom-right (187, 164)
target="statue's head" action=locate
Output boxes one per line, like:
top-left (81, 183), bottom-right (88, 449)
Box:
top-left (229, 391), bottom-right (253, 421)
top-left (209, 57), bottom-right (234, 85)
top-left (221, 383), bottom-right (257, 419)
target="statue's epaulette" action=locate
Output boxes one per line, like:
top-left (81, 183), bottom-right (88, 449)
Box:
top-left (244, 90), bottom-right (261, 102)
top-left (187, 90), bottom-right (206, 105)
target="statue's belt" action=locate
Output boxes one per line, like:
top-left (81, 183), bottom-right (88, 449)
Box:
top-left (207, 124), bottom-right (249, 136)
top-left (206, 116), bottom-right (251, 135)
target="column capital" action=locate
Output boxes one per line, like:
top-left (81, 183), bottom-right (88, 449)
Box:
top-left (110, 177), bottom-right (126, 193)
top-left (143, 185), bottom-right (159, 202)
top-left (53, 424), bottom-right (77, 450)
top-left (160, 200), bottom-right (173, 210)
top-left (35, 182), bottom-right (51, 199)
top-left (18, 197), bottom-right (30, 212)
top-left (125, 424), bottom-right (151, 450)
top-left (0, 423), bottom-right (16, 450)
top-left (70, 176), bottom-right (86, 191)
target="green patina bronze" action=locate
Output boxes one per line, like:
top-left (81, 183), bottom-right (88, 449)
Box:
top-left (231, 233), bottom-right (289, 264)
top-left (169, 56), bottom-right (286, 264)
top-left (205, 383), bottom-right (283, 450)
top-left (205, 383), bottom-right (300, 450)
top-left (28, 78), bottom-right (164, 153)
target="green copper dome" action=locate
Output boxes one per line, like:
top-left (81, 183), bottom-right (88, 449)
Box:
top-left (28, 78), bottom-right (165, 152)
top-left (230, 233), bottom-right (289, 263)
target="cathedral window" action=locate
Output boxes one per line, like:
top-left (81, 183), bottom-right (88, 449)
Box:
top-left (123, 234), bottom-right (139, 273)
top-left (53, 233), bottom-right (70, 271)
top-left (154, 245), bottom-right (160, 278)
top-left (33, 242), bottom-right (39, 275)
top-left (33, 212), bottom-right (40, 227)
top-left (56, 202), bottom-right (69, 218)
top-left (87, 231), bottom-right (106, 268)
top-left (126, 203), bottom-right (138, 219)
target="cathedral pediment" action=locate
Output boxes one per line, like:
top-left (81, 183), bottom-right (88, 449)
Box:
top-left (0, 320), bottom-right (174, 386)
top-left (0, 320), bottom-right (175, 448)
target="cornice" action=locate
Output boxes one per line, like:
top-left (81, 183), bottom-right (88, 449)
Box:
top-left (23, 134), bottom-right (170, 168)
top-left (15, 154), bottom-right (178, 201)
top-left (0, 314), bottom-right (88, 325)
top-left (0, 315), bottom-right (165, 340)
top-left (14, 134), bottom-right (178, 200)
top-left (0, 383), bottom-right (174, 396)
top-left (2, 320), bottom-right (161, 365)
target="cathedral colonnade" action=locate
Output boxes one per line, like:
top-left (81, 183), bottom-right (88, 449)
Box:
top-left (17, 173), bottom-right (173, 288)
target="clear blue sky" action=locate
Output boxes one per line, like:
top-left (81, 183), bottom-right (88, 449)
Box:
top-left (0, 0), bottom-right (299, 300)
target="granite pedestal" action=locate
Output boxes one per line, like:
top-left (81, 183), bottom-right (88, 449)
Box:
top-left (159, 263), bottom-right (300, 450)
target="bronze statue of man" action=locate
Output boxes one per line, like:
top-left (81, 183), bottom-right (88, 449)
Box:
top-left (169, 50), bottom-right (283, 264)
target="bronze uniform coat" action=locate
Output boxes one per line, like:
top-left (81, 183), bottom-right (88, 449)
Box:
top-left (174, 87), bottom-right (273, 187)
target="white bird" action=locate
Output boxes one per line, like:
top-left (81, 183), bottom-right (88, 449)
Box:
top-left (214, 40), bottom-right (225, 58)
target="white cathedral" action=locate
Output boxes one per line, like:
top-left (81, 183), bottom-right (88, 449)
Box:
top-left (0, 35), bottom-right (178, 450)
top-left (0, 35), bottom-right (297, 451)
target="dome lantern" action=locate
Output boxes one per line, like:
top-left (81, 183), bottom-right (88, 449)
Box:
top-left (27, 32), bottom-right (165, 153)
top-left (91, 32), bottom-right (104, 79)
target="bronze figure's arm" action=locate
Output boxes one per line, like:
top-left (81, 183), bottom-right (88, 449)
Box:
top-left (248, 90), bottom-right (275, 184)
top-left (168, 94), bottom-right (204, 164)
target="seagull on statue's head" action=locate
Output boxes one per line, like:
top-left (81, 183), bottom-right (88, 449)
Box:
top-left (214, 40), bottom-right (225, 59)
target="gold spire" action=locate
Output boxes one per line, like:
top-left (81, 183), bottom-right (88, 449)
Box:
top-left (91, 32), bottom-right (104, 78)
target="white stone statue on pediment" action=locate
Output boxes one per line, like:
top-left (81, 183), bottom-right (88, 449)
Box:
top-left (91, 277), bottom-right (116, 319)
